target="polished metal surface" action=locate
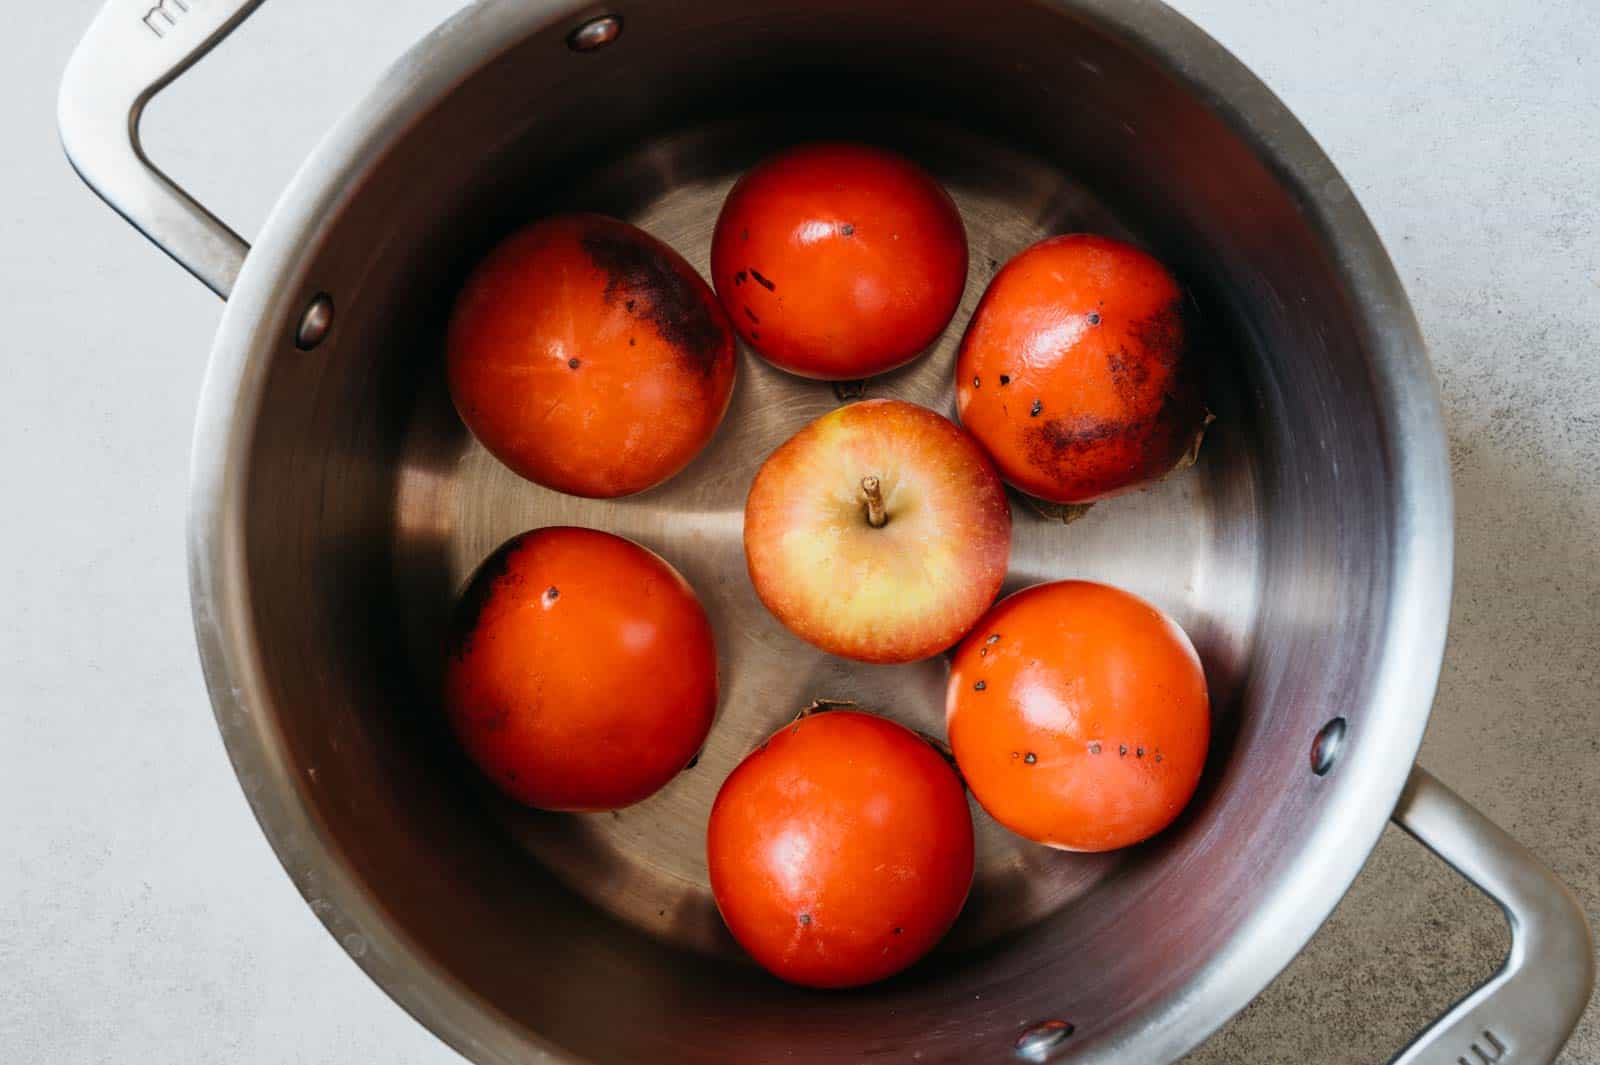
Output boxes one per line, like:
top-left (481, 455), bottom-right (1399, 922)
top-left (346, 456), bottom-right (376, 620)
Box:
top-left (294, 293), bottom-right (335, 351)
top-left (58, 0), bottom-right (1592, 1061)
top-left (1310, 716), bottom-right (1347, 777)
top-left (1016, 1020), bottom-right (1077, 1061)
top-left (387, 119), bottom-right (1261, 960)
top-left (1390, 768), bottom-right (1595, 1065)
top-left (57, 0), bottom-right (263, 297)
top-left (566, 14), bottom-right (623, 52)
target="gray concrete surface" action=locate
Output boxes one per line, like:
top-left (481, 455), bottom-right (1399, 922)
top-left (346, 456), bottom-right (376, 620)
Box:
top-left (2, 0), bottom-right (1595, 1062)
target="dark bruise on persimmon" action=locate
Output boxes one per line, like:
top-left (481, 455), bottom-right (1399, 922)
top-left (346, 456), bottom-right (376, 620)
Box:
top-left (579, 222), bottom-right (728, 376)
top-left (956, 235), bottom-right (1207, 505)
top-left (448, 533), bottom-right (526, 659)
top-left (447, 213), bottom-right (735, 498)
top-left (1126, 298), bottom-right (1186, 371)
top-left (1022, 298), bottom-right (1201, 497)
top-left (1023, 415), bottom-right (1126, 471)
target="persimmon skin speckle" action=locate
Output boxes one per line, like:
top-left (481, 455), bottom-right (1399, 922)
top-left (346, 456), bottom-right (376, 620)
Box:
top-left (445, 527), bottom-right (718, 811)
top-left (707, 710), bottom-right (975, 988)
top-left (712, 143), bottom-right (968, 380)
top-left (947, 581), bottom-right (1210, 852)
top-left (956, 234), bottom-right (1206, 504)
top-left (448, 213), bottom-right (735, 498)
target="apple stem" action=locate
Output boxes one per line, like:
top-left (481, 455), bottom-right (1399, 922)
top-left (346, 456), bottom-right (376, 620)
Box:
top-left (861, 476), bottom-right (888, 528)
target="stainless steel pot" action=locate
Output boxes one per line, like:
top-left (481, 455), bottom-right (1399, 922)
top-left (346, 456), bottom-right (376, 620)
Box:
top-left (59, 1), bottom-right (1594, 1062)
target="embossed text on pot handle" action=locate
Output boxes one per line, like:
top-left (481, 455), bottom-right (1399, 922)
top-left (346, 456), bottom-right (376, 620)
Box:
top-left (1389, 766), bottom-right (1595, 1065)
top-left (58, 0), bottom-right (267, 298)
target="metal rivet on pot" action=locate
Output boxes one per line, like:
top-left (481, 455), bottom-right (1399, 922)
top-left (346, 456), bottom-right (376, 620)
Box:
top-left (567, 14), bottom-right (622, 52)
top-left (295, 293), bottom-right (334, 351)
top-left (1311, 716), bottom-right (1347, 776)
top-left (1014, 1020), bottom-right (1075, 1061)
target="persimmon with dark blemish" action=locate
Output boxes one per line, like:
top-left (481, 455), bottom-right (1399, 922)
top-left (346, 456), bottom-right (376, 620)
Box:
top-left (711, 142), bottom-right (967, 379)
top-left (445, 527), bottom-right (718, 811)
top-left (447, 213), bottom-right (735, 498)
top-left (955, 234), bottom-right (1207, 504)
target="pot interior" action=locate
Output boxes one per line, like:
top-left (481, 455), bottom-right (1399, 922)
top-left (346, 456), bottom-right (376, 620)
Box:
top-left (230, 1), bottom-right (1409, 1061)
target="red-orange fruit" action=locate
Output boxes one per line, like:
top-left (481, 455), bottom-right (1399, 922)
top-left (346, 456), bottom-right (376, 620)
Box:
top-left (445, 527), bottom-right (718, 811)
top-left (707, 709), bottom-right (975, 988)
top-left (956, 234), bottom-right (1206, 504)
top-left (947, 580), bottom-right (1210, 851)
top-left (448, 213), bottom-right (736, 497)
top-left (712, 142), bottom-right (968, 380)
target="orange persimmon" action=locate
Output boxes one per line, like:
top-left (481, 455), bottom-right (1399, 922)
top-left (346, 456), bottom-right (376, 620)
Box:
top-left (707, 709), bottom-right (974, 988)
top-left (448, 214), bottom-right (735, 497)
top-left (445, 527), bottom-right (718, 810)
top-left (712, 143), bottom-right (967, 380)
top-left (956, 234), bottom-right (1206, 504)
top-left (947, 581), bottom-right (1209, 851)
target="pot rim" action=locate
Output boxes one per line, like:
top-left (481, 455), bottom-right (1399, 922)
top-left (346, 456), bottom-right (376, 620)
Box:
top-left (186, 1), bottom-right (1454, 1061)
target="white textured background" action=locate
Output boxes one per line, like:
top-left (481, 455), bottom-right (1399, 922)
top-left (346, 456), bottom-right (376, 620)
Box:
top-left (2, 1), bottom-right (1596, 1062)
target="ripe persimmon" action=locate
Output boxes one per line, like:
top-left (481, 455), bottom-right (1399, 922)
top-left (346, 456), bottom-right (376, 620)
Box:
top-left (946, 581), bottom-right (1209, 851)
top-left (445, 527), bottom-right (718, 810)
top-left (956, 234), bottom-right (1207, 504)
top-left (712, 143), bottom-right (967, 380)
top-left (448, 213), bottom-right (735, 497)
top-left (707, 708), bottom-right (974, 988)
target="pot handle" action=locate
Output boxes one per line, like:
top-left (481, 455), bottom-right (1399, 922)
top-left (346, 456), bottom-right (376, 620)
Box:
top-left (58, 0), bottom-right (267, 299)
top-left (1387, 766), bottom-right (1595, 1064)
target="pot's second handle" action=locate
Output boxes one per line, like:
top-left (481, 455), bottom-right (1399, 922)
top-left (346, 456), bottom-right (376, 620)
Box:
top-left (58, 0), bottom-right (267, 299)
top-left (1389, 766), bottom-right (1595, 1064)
